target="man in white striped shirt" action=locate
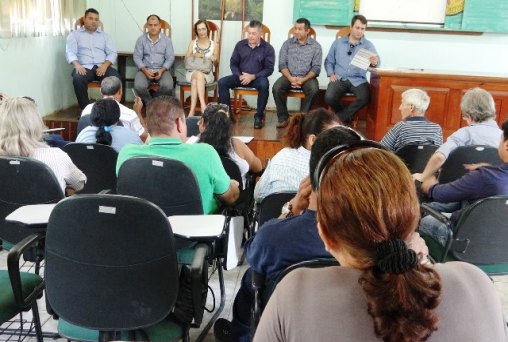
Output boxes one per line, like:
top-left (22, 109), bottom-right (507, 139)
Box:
top-left (380, 88), bottom-right (442, 152)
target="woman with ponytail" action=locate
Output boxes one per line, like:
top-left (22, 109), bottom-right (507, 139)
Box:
top-left (254, 108), bottom-right (340, 203)
top-left (76, 98), bottom-right (142, 152)
top-left (255, 144), bottom-right (506, 341)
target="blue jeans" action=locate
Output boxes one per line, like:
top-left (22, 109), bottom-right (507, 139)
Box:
top-left (218, 75), bottom-right (269, 120)
top-left (272, 76), bottom-right (319, 121)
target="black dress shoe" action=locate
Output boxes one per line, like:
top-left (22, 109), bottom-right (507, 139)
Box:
top-left (276, 119), bottom-right (289, 128)
top-left (214, 318), bottom-right (233, 342)
top-left (254, 118), bottom-right (263, 129)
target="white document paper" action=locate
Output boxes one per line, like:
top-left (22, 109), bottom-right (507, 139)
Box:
top-left (350, 48), bottom-right (376, 70)
top-left (233, 136), bottom-right (254, 144)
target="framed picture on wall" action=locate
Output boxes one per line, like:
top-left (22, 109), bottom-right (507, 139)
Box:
top-left (199, 0), bottom-right (264, 21)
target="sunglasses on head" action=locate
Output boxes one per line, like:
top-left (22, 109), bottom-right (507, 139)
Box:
top-left (206, 102), bottom-right (229, 112)
top-left (312, 140), bottom-right (387, 189)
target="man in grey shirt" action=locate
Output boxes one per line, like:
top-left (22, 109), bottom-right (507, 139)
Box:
top-left (272, 18), bottom-right (322, 128)
top-left (133, 14), bottom-right (175, 105)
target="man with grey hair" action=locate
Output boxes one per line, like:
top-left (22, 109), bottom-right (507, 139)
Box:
top-left (380, 88), bottom-right (442, 152)
top-left (80, 76), bottom-right (148, 142)
top-left (414, 87), bottom-right (501, 182)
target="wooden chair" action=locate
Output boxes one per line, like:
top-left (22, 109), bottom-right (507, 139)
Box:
top-left (144, 19), bottom-right (172, 92)
top-left (330, 27), bottom-right (368, 128)
top-left (74, 17), bottom-right (105, 90)
top-left (232, 24), bottom-right (271, 116)
top-left (179, 20), bottom-right (221, 111)
top-left (285, 26), bottom-right (317, 102)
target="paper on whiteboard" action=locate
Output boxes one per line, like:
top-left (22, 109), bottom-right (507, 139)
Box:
top-left (350, 48), bottom-right (376, 70)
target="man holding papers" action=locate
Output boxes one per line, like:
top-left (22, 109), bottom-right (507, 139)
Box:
top-left (324, 14), bottom-right (379, 125)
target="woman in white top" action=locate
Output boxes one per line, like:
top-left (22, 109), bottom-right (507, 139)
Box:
top-left (76, 98), bottom-right (142, 152)
top-left (254, 108), bottom-right (341, 203)
top-left (185, 20), bottom-right (219, 117)
top-left (0, 97), bottom-right (86, 193)
top-left (198, 103), bottom-right (262, 188)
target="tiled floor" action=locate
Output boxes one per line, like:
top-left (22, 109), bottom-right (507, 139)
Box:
top-left (2, 248), bottom-right (508, 342)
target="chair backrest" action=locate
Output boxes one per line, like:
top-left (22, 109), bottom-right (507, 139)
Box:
top-left (45, 194), bottom-right (179, 331)
top-left (117, 157), bottom-right (204, 216)
top-left (395, 144), bottom-right (439, 174)
top-left (438, 145), bottom-right (501, 184)
top-left (63, 143), bottom-right (118, 194)
top-left (74, 17), bottom-right (104, 31)
top-left (336, 26), bottom-right (350, 39)
top-left (287, 26), bottom-right (317, 39)
top-left (449, 196), bottom-right (508, 275)
top-left (0, 157), bottom-right (64, 244)
top-left (257, 192), bottom-right (296, 227)
top-left (220, 155), bottom-right (243, 189)
top-left (242, 24), bottom-right (271, 43)
top-left (144, 18), bottom-right (171, 37)
top-left (186, 116), bottom-right (201, 137)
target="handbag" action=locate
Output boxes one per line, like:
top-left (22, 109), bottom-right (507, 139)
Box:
top-left (185, 56), bottom-right (213, 74)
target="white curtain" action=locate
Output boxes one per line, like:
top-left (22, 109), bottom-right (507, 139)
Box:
top-left (0, 0), bottom-right (86, 38)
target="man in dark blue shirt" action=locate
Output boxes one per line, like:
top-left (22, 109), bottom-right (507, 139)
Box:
top-left (218, 20), bottom-right (275, 129)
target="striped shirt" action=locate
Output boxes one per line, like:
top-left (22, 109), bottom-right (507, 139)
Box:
top-left (279, 37), bottom-right (322, 77)
top-left (254, 146), bottom-right (311, 202)
top-left (380, 116), bottom-right (443, 152)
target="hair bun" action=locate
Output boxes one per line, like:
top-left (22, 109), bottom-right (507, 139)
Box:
top-left (375, 239), bottom-right (418, 274)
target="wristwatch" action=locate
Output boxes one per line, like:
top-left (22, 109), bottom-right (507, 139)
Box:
top-left (281, 201), bottom-right (294, 218)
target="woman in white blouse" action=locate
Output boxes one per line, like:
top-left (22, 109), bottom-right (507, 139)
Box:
top-left (0, 97), bottom-right (86, 194)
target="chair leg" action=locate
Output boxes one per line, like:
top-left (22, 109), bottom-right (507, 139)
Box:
top-left (31, 301), bottom-right (44, 342)
top-left (180, 88), bottom-right (185, 109)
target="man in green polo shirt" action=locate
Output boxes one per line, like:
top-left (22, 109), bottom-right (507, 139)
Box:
top-left (116, 96), bottom-right (239, 213)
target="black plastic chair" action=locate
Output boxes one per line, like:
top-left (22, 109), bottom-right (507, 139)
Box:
top-left (256, 192), bottom-right (297, 228)
top-left (421, 196), bottom-right (508, 275)
top-left (250, 258), bottom-right (339, 339)
top-left (76, 114), bottom-right (92, 136)
top-left (63, 143), bottom-right (118, 194)
top-left (186, 116), bottom-right (201, 137)
top-left (0, 234), bottom-right (45, 342)
top-left (395, 144), bottom-right (439, 174)
top-left (438, 145), bottom-right (501, 184)
top-left (44, 194), bottom-right (185, 341)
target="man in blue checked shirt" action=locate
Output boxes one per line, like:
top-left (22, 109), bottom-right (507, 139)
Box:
top-left (66, 8), bottom-right (119, 110)
top-left (324, 14), bottom-right (379, 125)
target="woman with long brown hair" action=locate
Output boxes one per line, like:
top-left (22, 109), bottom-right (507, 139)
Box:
top-left (255, 143), bottom-right (506, 341)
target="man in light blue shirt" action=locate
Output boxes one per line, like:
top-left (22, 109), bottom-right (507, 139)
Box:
top-left (133, 14), bottom-right (175, 105)
top-left (66, 8), bottom-right (119, 110)
top-left (324, 14), bottom-right (379, 124)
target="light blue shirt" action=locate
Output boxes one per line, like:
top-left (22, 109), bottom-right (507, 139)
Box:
top-left (76, 125), bottom-right (142, 153)
top-left (324, 35), bottom-right (379, 87)
top-left (133, 33), bottom-right (175, 70)
top-left (66, 27), bottom-right (118, 69)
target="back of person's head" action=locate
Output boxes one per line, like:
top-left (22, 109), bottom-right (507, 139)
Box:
top-left (85, 8), bottom-right (99, 16)
top-left (285, 108), bottom-right (340, 148)
top-left (316, 147), bottom-right (441, 341)
top-left (100, 76), bottom-right (122, 96)
top-left (296, 17), bottom-right (311, 30)
top-left (460, 87), bottom-right (496, 122)
top-left (0, 97), bottom-right (47, 157)
top-left (402, 89), bottom-right (430, 115)
top-left (199, 106), bottom-right (232, 156)
top-left (351, 14), bottom-right (367, 26)
top-left (90, 98), bottom-right (120, 146)
top-left (194, 19), bottom-right (210, 36)
top-left (248, 20), bottom-right (263, 31)
top-left (145, 96), bottom-right (184, 136)
top-left (309, 126), bottom-right (362, 189)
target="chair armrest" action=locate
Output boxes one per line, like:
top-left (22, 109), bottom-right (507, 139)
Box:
top-left (420, 203), bottom-right (450, 224)
top-left (190, 243), bottom-right (208, 326)
top-left (7, 234), bottom-right (45, 309)
top-left (420, 204), bottom-right (454, 262)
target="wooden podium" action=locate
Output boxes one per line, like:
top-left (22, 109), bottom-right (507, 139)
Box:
top-left (367, 69), bottom-right (508, 141)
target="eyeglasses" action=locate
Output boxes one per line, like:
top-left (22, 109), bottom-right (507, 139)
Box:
top-left (347, 43), bottom-right (355, 56)
top-left (206, 102), bottom-right (229, 112)
top-left (312, 140), bottom-right (387, 189)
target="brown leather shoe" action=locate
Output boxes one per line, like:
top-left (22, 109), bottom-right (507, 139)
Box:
top-left (276, 119), bottom-right (289, 128)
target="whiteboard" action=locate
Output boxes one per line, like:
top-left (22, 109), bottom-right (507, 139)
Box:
top-left (359, 0), bottom-right (447, 25)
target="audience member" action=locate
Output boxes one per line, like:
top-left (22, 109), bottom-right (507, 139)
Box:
top-left (380, 88), bottom-right (442, 152)
top-left (116, 96), bottom-right (239, 214)
top-left (272, 18), bottom-right (322, 128)
top-left (218, 20), bottom-right (275, 129)
top-left (76, 98), bottom-right (142, 152)
top-left (419, 119), bottom-right (508, 245)
top-left (324, 14), bottom-right (379, 125)
top-left (254, 108), bottom-right (340, 203)
top-left (133, 14), bottom-right (175, 105)
top-left (198, 103), bottom-right (262, 188)
top-left (0, 97), bottom-right (86, 194)
top-left (66, 8), bottom-right (119, 109)
top-left (255, 142), bottom-right (506, 342)
top-left (79, 76), bottom-right (148, 141)
top-left (414, 87), bottom-right (502, 182)
top-left (185, 20), bottom-right (220, 117)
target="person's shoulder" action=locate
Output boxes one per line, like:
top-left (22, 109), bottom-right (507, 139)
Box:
top-left (81, 104), bottom-right (93, 116)
top-left (435, 261), bottom-right (492, 284)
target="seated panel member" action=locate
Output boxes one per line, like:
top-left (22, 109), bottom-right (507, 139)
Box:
top-left (66, 8), bottom-right (119, 110)
top-left (324, 14), bottom-right (379, 125)
top-left (218, 20), bottom-right (275, 129)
